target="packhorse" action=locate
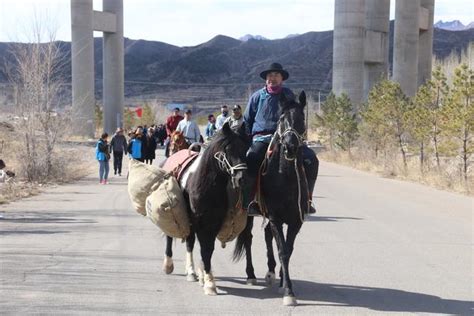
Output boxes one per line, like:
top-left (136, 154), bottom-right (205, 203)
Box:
top-left (162, 122), bottom-right (250, 295)
top-left (234, 91), bottom-right (312, 306)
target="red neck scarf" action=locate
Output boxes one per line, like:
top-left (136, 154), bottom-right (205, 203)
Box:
top-left (266, 84), bottom-right (283, 95)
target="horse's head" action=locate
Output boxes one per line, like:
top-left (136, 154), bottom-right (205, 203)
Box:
top-left (278, 91), bottom-right (307, 160)
top-left (170, 130), bottom-right (188, 154)
top-left (171, 131), bottom-right (185, 145)
top-left (212, 122), bottom-right (249, 188)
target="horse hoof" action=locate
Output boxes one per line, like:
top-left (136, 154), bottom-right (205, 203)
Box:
top-left (283, 295), bottom-right (297, 306)
top-left (197, 271), bottom-right (204, 286)
top-left (204, 285), bottom-right (217, 296)
top-left (163, 263), bottom-right (174, 274)
top-left (265, 272), bottom-right (276, 286)
top-left (186, 273), bottom-right (198, 282)
top-left (246, 278), bottom-right (258, 286)
top-left (162, 257), bottom-right (174, 274)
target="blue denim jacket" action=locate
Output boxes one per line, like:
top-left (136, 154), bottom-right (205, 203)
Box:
top-left (244, 87), bottom-right (295, 137)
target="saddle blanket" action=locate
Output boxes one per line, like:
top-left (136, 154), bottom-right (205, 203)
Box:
top-left (162, 149), bottom-right (199, 180)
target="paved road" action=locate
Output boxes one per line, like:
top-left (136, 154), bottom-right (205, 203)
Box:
top-left (0, 154), bottom-right (472, 315)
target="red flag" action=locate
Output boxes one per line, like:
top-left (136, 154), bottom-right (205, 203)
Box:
top-left (135, 107), bottom-right (143, 118)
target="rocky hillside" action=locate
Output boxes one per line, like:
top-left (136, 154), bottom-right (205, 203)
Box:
top-left (0, 25), bottom-right (472, 104)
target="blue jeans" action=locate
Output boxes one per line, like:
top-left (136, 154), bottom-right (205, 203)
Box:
top-left (99, 160), bottom-right (110, 181)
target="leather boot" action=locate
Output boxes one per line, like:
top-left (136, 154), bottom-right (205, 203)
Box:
top-left (242, 176), bottom-right (261, 217)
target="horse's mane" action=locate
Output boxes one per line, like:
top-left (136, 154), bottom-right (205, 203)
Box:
top-left (188, 130), bottom-right (237, 195)
top-left (280, 100), bottom-right (303, 115)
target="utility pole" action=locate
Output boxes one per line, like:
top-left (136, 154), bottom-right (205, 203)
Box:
top-left (305, 96), bottom-right (309, 137)
top-left (318, 91), bottom-right (321, 114)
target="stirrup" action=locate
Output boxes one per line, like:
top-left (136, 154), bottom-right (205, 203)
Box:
top-left (307, 200), bottom-right (316, 214)
top-left (247, 201), bottom-right (262, 217)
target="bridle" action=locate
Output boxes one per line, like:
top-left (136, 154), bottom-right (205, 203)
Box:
top-left (214, 151), bottom-right (247, 188)
top-left (275, 114), bottom-right (305, 161)
top-left (263, 109), bottom-right (308, 223)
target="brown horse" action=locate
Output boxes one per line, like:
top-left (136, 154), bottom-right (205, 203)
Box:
top-left (169, 130), bottom-right (189, 155)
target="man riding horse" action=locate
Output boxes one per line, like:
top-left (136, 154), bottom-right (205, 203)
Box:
top-left (243, 62), bottom-right (318, 216)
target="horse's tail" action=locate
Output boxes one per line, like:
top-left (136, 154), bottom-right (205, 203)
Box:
top-left (232, 216), bottom-right (253, 262)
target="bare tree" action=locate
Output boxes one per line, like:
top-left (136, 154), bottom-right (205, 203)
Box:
top-left (5, 16), bottom-right (70, 182)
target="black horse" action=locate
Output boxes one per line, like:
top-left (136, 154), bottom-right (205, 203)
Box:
top-left (234, 91), bottom-right (312, 306)
top-left (162, 122), bottom-right (250, 295)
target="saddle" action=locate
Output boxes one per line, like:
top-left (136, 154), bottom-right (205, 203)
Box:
top-left (162, 149), bottom-right (199, 181)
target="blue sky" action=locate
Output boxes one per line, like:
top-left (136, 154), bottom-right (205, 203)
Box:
top-left (0, 0), bottom-right (472, 46)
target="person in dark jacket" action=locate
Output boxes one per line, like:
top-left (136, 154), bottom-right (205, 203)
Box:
top-left (154, 124), bottom-right (167, 146)
top-left (243, 63), bottom-right (318, 216)
top-left (96, 132), bottom-right (110, 184)
top-left (110, 127), bottom-right (128, 176)
top-left (143, 128), bottom-right (157, 165)
top-left (205, 114), bottom-right (217, 141)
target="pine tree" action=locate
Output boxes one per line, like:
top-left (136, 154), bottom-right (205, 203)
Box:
top-left (361, 80), bottom-right (410, 166)
top-left (408, 84), bottom-right (432, 172)
top-left (314, 92), bottom-right (339, 150)
top-left (334, 93), bottom-right (359, 154)
top-left (443, 64), bottom-right (473, 182)
top-left (430, 66), bottom-right (450, 168)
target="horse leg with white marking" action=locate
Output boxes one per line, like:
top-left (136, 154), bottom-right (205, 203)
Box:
top-left (163, 235), bottom-right (174, 274)
top-left (185, 229), bottom-right (198, 282)
top-left (197, 231), bottom-right (217, 295)
top-left (264, 224), bottom-right (277, 286)
top-left (269, 220), bottom-right (301, 306)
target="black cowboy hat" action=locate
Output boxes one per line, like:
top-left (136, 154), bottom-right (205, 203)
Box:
top-left (259, 62), bottom-right (289, 81)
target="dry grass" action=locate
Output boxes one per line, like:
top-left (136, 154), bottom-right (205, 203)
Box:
top-left (0, 136), bottom-right (94, 204)
top-left (0, 181), bottom-right (41, 204)
top-left (319, 148), bottom-right (473, 196)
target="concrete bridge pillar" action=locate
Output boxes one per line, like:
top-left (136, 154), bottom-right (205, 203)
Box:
top-left (102, 0), bottom-right (124, 135)
top-left (393, 0), bottom-right (421, 97)
top-left (364, 0), bottom-right (390, 100)
top-left (333, 0), bottom-right (435, 105)
top-left (71, 0), bottom-right (124, 137)
top-left (418, 0), bottom-right (435, 87)
top-left (393, 0), bottom-right (434, 96)
top-left (333, 0), bottom-right (366, 109)
top-left (71, 0), bottom-right (95, 138)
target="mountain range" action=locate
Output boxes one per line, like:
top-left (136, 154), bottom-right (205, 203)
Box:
top-left (434, 20), bottom-right (474, 31)
top-left (0, 22), bottom-right (473, 109)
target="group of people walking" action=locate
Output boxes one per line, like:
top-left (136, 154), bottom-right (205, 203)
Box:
top-left (95, 125), bottom-right (160, 184)
top-left (163, 103), bottom-right (243, 157)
